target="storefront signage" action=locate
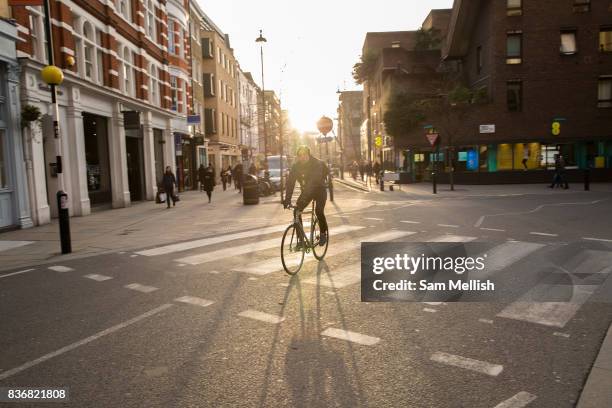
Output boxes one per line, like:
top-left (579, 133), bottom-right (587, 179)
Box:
top-left (187, 115), bottom-right (201, 125)
top-left (479, 124), bottom-right (495, 133)
top-left (467, 150), bottom-right (478, 170)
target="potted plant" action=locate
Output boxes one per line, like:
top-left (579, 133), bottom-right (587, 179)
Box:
top-left (21, 105), bottom-right (41, 127)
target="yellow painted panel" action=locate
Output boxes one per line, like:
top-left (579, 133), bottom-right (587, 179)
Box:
top-left (497, 144), bottom-right (513, 170)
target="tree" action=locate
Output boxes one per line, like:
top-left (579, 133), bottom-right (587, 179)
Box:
top-left (383, 90), bottom-right (426, 139)
top-left (352, 51), bottom-right (379, 85)
top-left (414, 28), bottom-right (442, 51)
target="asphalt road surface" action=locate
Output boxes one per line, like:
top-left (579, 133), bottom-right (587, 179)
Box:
top-left (2, 184), bottom-right (612, 407)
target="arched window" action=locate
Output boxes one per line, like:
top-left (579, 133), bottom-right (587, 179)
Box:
top-left (83, 22), bottom-right (94, 79)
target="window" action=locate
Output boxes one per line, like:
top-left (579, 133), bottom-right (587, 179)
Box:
top-left (507, 0), bottom-right (522, 16)
top-left (131, 51), bottom-right (138, 97)
top-left (149, 65), bottom-right (160, 105)
top-left (122, 47), bottom-right (131, 95)
top-left (29, 14), bottom-right (38, 60)
top-left (29, 7), bottom-right (48, 63)
top-left (205, 108), bottom-right (216, 134)
top-left (507, 80), bottom-right (522, 112)
top-left (117, 0), bottom-right (130, 21)
top-left (203, 73), bottom-right (215, 96)
top-left (96, 30), bottom-right (104, 85)
top-left (145, 0), bottom-right (156, 40)
top-left (598, 76), bottom-right (612, 108)
top-left (476, 46), bottom-right (483, 74)
top-left (201, 38), bottom-right (213, 58)
top-left (600, 27), bottom-right (612, 53)
top-left (560, 30), bottom-right (577, 55)
top-left (170, 75), bottom-right (178, 111)
top-left (506, 32), bottom-right (522, 64)
top-left (168, 20), bottom-right (176, 54)
top-left (573, 0), bottom-right (590, 12)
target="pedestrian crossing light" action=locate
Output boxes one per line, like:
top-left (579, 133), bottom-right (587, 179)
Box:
top-left (552, 121), bottom-right (561, 136)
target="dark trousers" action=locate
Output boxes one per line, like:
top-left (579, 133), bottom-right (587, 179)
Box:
top-left (206, 191), bottom-right (212, 201)
top-left (296, 187), bottom-right (328, 234)
top-left (165, 190), bottom-right (176, 208)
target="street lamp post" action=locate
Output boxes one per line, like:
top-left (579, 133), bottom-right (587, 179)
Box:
top-left (42, 0), bottom-right (71, 254)
top-left (256, 30), bottom-right (267, 163)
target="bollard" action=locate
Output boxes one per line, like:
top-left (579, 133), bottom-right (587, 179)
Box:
top-left (584, 169), bottom-right (590, 191)
top-left (380, 172), bottom-right (384, 191)
top-left (57, 190), bottom-right (72, 254)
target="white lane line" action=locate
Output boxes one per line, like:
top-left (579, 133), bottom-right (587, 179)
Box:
top-left (238, 310), bottom-right (285, 324)
top-left (438, 224), bottom-right (459, 228)
top-left (480, 227), bottom-right (506, 232)
top-left (48, 266), bottom-right (74, 273)
top-left (0, 269), bottom-right (35, 279)
top-left (479, 319), bottom-right (494, 324)
top-left (401, 220), bottom-right (421, 224)
top-left (364, 217), bottom-right (383, 221)
top-left (423, 308), bottom-right (437, 313)
top-left (136, 224), bottom-right (289, 256)
top-left (493, 391), bottom-right (537, 408)
top-left (553, 332), bottom-right (570, 338)
top-left (124, 283), bottom-right (159, 293)
top-left (497, 285), bottom-right (598, 328)
top-left (428, 235), bottom-right (477, 242)
top-left (473, 241), bottom-right (544, 279)
top-left (83, 274), bottom-right (113, 282)
top-left (174, 296), bottom-right (214, 308)
top-left (0, 240), bottom-right (34, 252)
top-left (430, 352), bottom-right (503, 376)
top-left (0, 304), bottom-right (173, 381)
top-left (176, 225), bottom-right (365, 266)
top-left (583, 237), bottom-right (612, 243)
top-left (529, 232), bottom-right (558, 237)
top-left (321, 328), bottom-right (380, 346)
top-left (423, 302), bottom-right (443, 305)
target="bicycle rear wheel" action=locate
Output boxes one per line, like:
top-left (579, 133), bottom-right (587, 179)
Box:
top-left (311, 217), bottom-right (329, 260)
top-left (281, 224), bottom-right (305, 275)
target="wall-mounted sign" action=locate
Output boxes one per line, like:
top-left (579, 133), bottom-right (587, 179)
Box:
top-left (479, 124), bottom-right (495, 133)
top-left (187, 115), bottom-right (201, 125)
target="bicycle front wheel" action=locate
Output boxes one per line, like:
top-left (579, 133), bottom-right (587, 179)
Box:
top-left (281, 224), bottom-right (305, 275)
top-left (311, 217), bottom-right (329, 260)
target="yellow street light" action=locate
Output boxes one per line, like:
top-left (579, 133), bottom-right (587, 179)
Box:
top-left (41, 65), bottom-right (64, 86)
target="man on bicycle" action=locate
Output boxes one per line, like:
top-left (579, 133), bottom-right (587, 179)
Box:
top-left (283, 145), bottom-right (330, 246)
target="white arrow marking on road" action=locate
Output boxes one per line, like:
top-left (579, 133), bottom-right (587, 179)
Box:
top-left (48, 266), bottom-right (74, 273)
top-left (493, 391), bottom-right (537, 408)
top-left (175, 225), bottom-right (364, 266)
top-left (124, 283), bottom-right (159, 293)
top-left (83, 274), bottom-right (113, 282)
top-left (0, 269), bottom-right (35, 279)
top-left (430, 352), bottom-right (503, 376)
top-left (135, 224), bottom-right (289, 256)
top-left (322, 328), bottom-right (380, 346)
top-left (0, 304), bottom-right (173, 381)
top-left (175, 296), bottom-right (215, 308)
top-left (238, 310), bottom-right (285, 324)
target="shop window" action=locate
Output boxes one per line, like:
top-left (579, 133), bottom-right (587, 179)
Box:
top-left (560, 30), bottom-right (577, 55)
top-left (598, 76), bottom-right (612, 108)
top-left (506, 32), bottom-right (522, 64)
top-left (479, 145), bottom-right (488, 171)
top-left (507, 80), bottom-right (522, 112)
top-left (497, 144), bottom-right (513, 170)
top-left (573, 0), bottom-right (590, 12)
top-left (600, 27), bottom-right (612, 53)
top-left (507, 0), bottom-right (522, 16)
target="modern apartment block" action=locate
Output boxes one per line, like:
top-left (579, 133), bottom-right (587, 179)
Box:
top-left (337, 91), bottom-right (364, 164)
top-left (238, 69), bottom-right (260, 164)
top-left (11, 0), bottom-right (191, 224)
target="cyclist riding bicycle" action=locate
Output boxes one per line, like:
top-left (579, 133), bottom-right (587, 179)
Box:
top-left (283, 145), bottom-right (330, 246)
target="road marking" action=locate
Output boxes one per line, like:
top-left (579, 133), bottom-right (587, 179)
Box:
top-left (0, 240), bottom-right (34, 252)
top-left (176, 225), bottom-right (364, 266)
top-left (529, 232), bottom-right (558, 237)
top-left (423, 308), bottom-right (437, 313)
top-left (0, 304), bottom-right (173, 380)
top-left (238, 310), bottom-right (285, 324)
top-left (83, 274), bottom-right (113, 282)
top-left (209, 270), bottom-right (220, 274)
top-left (423, 302), bottom-right (443, 305)
top-left (130, 254), bottom-right (138, 258)
top-left (364, 217), bottom-right (383, 221)
top-left (479, 318), bottom-right (494, 324)
top-left (48, 266), bottom-right (73, 273)
top-left (401, 220), bottom-right (421, 224)
top-left (174, 296), bottom-right (214, 308)
top-left (583, 237), bottom-right (612, 243)
top-left (430, 352), bottom-right (503, 376)
top-left (124, 283), bottom-right (159, 293)
top-left (177, 264), bottom-right (186, 267)
top-left (135, 224), bottom-right (289, 256)
top-left (278, 283), bottom-right (290, 287)
top-left (474, 241), bottom-right (544, 279)
top-left (480, 227), bottom-right (506, 232)
top-left (438, 224), bottom-right (459, 228)
top-left (553, 332), bottom-right (570, 338)
top-left (497, 285), bottom-right (598, 328)
top-left (0, 269), bottom-right (35, 279)
top-left (428, 235), bottom-right (477, 242)
top-left (321, 328), bottom-right (380, 346)
top-left (493, 392), bottom-right (537, 408)
top-left (248, 277), bottom-right (258, 281)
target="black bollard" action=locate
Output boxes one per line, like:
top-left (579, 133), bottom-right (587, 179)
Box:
top-left (57, 190), bottom-right (72, 254)
top-left (380, 172), bottom-right (384, 191)
top-left (584, 169), bottom-right (590, 191)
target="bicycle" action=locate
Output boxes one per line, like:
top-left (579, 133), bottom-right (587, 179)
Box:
top-left (281, 202), bottom-right (329, 275)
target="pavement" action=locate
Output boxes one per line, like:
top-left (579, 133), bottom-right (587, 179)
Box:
top-left (2, 181), bottom-right (612, 407)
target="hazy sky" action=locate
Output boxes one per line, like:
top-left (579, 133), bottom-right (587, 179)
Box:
top-left (197, 0), bottom-right (454, 132)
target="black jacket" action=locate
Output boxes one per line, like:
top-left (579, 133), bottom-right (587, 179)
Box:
top-left (162, 172), bottom-right (176, 193)
top-left (285, 156), bottom-right (329, 199)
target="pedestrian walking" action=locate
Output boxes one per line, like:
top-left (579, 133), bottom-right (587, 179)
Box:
top-left (549, 154), bottom-right (569, 189)
top-left (221, 169), bottom-right (228, 191)
top-left (162, 166), bottom-right (177, 209)
top-left (351, 161), bottom-right (358, 180)
top-left (201, 163), bottom-right (215, 203)
top-left (373, 161), bottom-right (381, 184)
top-left (522, 145), bottom-right (529, 170)
top-left (226, 165), bottom-right (233, 186)
top-left (359, 160), bottom-right (365, 182)
top-left (197, 164), bottom-right (206, 192)
top-left (234, 163), bottom-right (244, 193)
top-left (249, 162), bottom-right (257, 176)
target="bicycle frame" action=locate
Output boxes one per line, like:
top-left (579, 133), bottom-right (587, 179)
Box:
top-left (290, 202), bottom-right (317, 252)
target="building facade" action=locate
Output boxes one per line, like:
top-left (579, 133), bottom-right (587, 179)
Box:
top-left (12, 0), bottom-right (191, 224)
top-left (259, 90), bottom-right (281, 157)
top-left (238, 69), bottom-right (259, 164)
top-left (337, 90), bottom-right (364, 164)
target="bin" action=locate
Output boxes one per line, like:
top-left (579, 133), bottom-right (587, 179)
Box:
top-left (243, 174), bottom-right (259, 205)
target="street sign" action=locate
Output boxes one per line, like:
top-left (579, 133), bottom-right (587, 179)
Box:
top-left (317, 116), bottom-right (333, 135)
top-left (426, 133), bottom-right (439, 146)
top-left (479, 124), bottom-right (495, 133)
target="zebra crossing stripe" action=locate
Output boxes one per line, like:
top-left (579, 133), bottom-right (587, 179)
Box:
top-left (176, 225), bottom-right (364, 266)
top-left (493, 392), bottom-right (537, 408)
top-left (238, 310), bottom-right (284, 324)
top-left (428, 235), bottom-right (477, 242)
top-left (303, 263), bottom-right (361, 288)
top-left (321, 328), bottom-right (380, 346)
top-left (124, 283), bottom-right (159, 293)
top-left (235, 230), bottom-right (415, 276)
top-left (48, 266), bottom-right (74, 273)
top-left (430, 352), bottom-right (503, 376)
top-left (174, 296), bottom-right (215, 308)
top-left (83, 274), bottom-right (113, 282)
top-left (473, 241), bottom-right (544, 279)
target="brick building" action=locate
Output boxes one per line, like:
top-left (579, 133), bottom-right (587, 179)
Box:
top-left (337, 90), bottom-right (364, 163)
top-left (238, 69), bottom-right (260, 164)
top-left (259, 90), bottom-right (281, 157)
top-left (11, 0), bottom-right (191, 224)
